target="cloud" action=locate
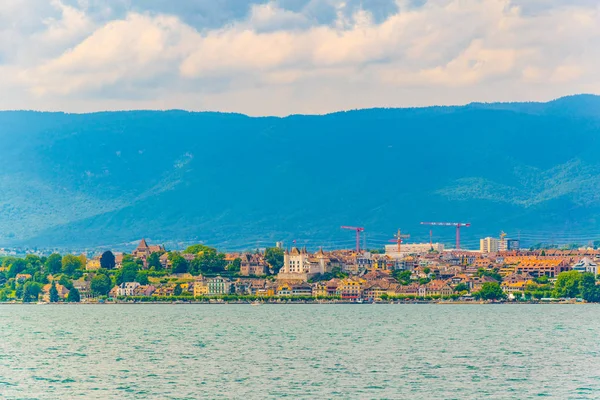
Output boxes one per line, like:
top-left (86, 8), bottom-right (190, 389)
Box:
top-left (1, 0), bottom-right (600, 115)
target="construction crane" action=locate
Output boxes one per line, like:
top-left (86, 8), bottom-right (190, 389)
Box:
top-left (341, 226), bottom-right (365, 253)
top-left (420, 222), bottom-right (471, 250)
top-left (390, 229), bottom-right (410, 253)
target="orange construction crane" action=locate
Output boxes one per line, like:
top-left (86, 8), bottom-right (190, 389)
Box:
top-left (390, 229), bottom-right (410, 253)
top-left (341, 226), bottom-right (365, 253)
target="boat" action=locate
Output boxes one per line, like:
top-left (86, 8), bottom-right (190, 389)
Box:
top-left (251, 301), bottom-right (261, 306)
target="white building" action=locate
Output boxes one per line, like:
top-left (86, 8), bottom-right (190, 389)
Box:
top-left (277, 247), bottom-right (327, 281)
top-left (572, 258), bottom-right (599, 275)
top-left (117, 282), bottom-right (140, 296)
top-left (480, 237), bottom-right (499, 253)
top-left (385, 243), bottom-right (444, 258)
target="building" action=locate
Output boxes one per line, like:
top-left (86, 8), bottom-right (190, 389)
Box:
top-left (132, 239), bottom-right (165, 267)
top-left (86, 257), bottom-right (101, 271)
top-left (42, 283), bottom-right (70, 301)
top-left (116, 282), bottom-right (140, 296)
top-left (571, 257), bottom-right (599, 275)
top-left (338, 278), bottom-right (364, 301)
top-left (239, 253), bottom-right (268, 276)
top-left (506, 239), bottom-right (520, 251)
top-left (385, 243), bottom-right (444, 257)
top-left (277, 247), bottom-right (327, 281)
top-left (480, 237), bottom-right (499, 253)
top-left (207, 276), bottom-right (232, 296)
top-left (72, 279), bottom-right (91, 299)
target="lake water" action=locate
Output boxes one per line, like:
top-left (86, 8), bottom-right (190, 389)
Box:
top-left (1, 304), bottom-right (599, 399)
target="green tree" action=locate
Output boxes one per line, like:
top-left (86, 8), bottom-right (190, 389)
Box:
top-left (229, 258), bottom-right (242, 273)
top-left (7, 259), bottom-right (27, 278)
top-left (476, 268), bottom-right (502, 282)
top-left (45, 253), bottom-right (63, 275)
top-left (91, 274), bottom-right (112, 296)
top-left (392, 269), bottom-right (412, 284)
top-left (189, 252), bottom-right (226, 275)
top-left (49, 282), bottom-right (59, 303)
top-left (173, 284), bottom-right (183, 296)
top-left (62, 254), bottom-right (83, 275)
top-left (184, 244), bottom-right (215, 255)
top-left (454, 282), bottom-right (469, 293)
top-left (579, 272), bottom-right (600, 302)
top-left (169, 252), bottom-right (189, 274)
top-left (265, 247), bottom-right (284, 274)
top-left (474, 282), bottom-right (505, 300)
top-left (147, 252), bottom-right (163, 270)
top-left (67, 287), bottom-right (81, 302)
top-left (100, 251), bottom-right (116, 270)
top-left (553, 271), bottom-right (582, 298)
top-left (135, 272), bottom-right (149, 285)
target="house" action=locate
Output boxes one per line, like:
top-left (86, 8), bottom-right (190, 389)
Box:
top-left (239, 253), bottom-right (268, 276)
top-left (86, 257), bottom-right (101, 271)
top-left (15, 274), bottom-right (32, 282)
top-left (159, 253), bottom-right (171, 269)
top-left (312, 282), bottom-right (328, 297)
top-left (132, 238), bottom-right (165, 267)
top-left (362, 280), bottom-right (393, 301)
top-left (338, 278), bottom-right (364, 301)
top-left (72, 279), bottom-right (91, 299)
top-left (571, 257), bottom-right (599, 275)
top-left (42, 283), bottom-right (70, 301)
top-left (117, 282), bottom-right (140, 296)
top-left (291, 284), bottom-right (312, 296)
top-left (206, 276), bottom-right (232, 295)
top-left (277, 283), bottom-right (292, 296)
top-left (425, 280), bottom-right (454, 296)
top-left (109, 286), bottom-right (120, 298)
top-left (133, 285), bottom-right (156, 297)
top-left (193, 278), bottom-right (209, 297)
top-left (396, 283), bottom-right (420, 296)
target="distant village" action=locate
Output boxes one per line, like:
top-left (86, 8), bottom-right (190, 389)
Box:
top-left (2, 231), bottom-right (600, 304)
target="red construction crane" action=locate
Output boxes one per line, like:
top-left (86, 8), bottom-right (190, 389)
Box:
top-left (341, 226), bottom-right (365, 253)
top-left (420, 222), bottom-right (471, 250)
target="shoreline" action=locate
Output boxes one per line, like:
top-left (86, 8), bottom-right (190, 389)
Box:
top-left (0, 300), bottom-right (588, 305)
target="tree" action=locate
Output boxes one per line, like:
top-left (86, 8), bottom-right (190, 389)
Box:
top-left (147, 252), bottom-right (163, 270)
top-left (474, 282), bottom-right (505, 300)
top-left (229, 258), bottom-right (241, 273)
top-left (184, 244), bottom-right (215, 255)
top-left (135, 272), bottom-right (149, 285)
top-left (62, 254), bottom-right (83, 275)
top-left (189, 252), bottom-right (226, 275)
top-left (91, 274), bottom-right (112, 296)
top-left (100, 251), bottom-right (116, 270)
top-left (7, 259), bottom-right (27, 278)
top-left (579, 272), bottom-right (600, 302)
top-left (49, 282), bottom-right (59, 303)
top-left (46, 253), bottom-right (63, 275)
top-left (454, 282), bottom-right (469, 293)
top-left (392, 269), bottom-right (412, 284)
top-left (553, 271), bottom-right (582, 298)
top-left (116, 260), bottom-right (139, 284)
top-left (67, 287), bottom-right (81, 302)
top-left (169, 252), bottom-right (189, 274)
top-left (173, 284), bottom-right (183, 296)
top-left (265, 247), bottom-right (284, 274)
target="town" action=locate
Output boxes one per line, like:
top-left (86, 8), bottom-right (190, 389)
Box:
top-left (1, 230), bottom-right (600, 304)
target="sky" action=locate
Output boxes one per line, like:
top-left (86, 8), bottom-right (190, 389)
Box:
top-left (0, 0), bottom-right (599, 115)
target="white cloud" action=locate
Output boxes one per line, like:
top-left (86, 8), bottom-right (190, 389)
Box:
top-left (1, 0), bottom-right (599, 115)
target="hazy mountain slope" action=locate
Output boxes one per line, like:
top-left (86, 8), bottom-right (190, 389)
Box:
top-left (1, 95), bottom-right (600, 250)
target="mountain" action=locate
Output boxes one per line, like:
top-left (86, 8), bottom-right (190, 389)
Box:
top-left (1, 94), bottom-right (600, 251)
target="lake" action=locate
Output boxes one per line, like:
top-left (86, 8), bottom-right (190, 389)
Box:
top-left (1, 304), bottom-right (599, 399)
